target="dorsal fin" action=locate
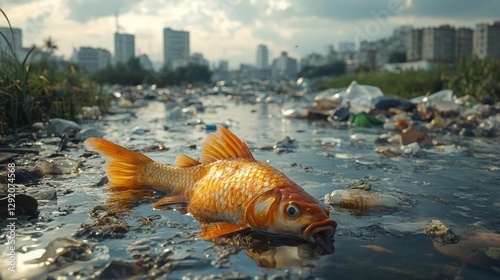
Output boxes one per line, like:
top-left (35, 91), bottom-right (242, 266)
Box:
top-left (200, 124), bottom-right (255, 164)
top-left (175, 154), bottom-right (201, 167)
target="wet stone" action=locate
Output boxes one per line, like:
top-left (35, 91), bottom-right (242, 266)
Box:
top-left (76, 211), bottom-right (128, 241)
top-left (94, 260), bottom-right (143, 279)
top-left (274, 136), bottom-right (298, 149)
top-left (0, 193), bottom-right (38, 217)
top-left (46, 118), bottom-right (81, 137)
top-left (75, 127), bottom-right (103, 141)
top-left (36, 157), bottom-right (81, 174)
top-left (34, 237), bottom-right (92, 268)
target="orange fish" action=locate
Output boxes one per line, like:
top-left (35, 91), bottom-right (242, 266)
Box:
top-left (84, 125), bottom-right (336, 243)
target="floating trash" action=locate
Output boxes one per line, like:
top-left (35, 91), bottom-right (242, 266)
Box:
top-left (324, 189), bottom-right (400, 210)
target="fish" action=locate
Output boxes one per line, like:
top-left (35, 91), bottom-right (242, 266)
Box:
top-left (84, 125), bottom-right (337, 243)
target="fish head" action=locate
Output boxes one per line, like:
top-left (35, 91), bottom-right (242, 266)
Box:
top-left (246, 186), bottom-right (337, 243)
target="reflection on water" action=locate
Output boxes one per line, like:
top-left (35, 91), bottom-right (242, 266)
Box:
top-left (213, 232), bottom-right (335, 269)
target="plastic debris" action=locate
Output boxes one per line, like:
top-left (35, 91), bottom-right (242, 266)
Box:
top-left (324, 189), bottom-right (400, 210)
top-left (343, 81), bottom-right (384, 114)
top-left (349, 112), bottom-right (384, 127)
top-left (400, 128), bottom-right (432, 148)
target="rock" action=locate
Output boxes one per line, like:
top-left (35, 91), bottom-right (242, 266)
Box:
top-left (46, 118), bottom-right (81, 137)
top-left (373, 96), bottom-right (402, 111)
top-left (94, 260), bottom-right (142, 279)
top-left (375, 146), bottom-right (402, 157)
top-left (400, 142), bottom-right (422, 155)
top-left (324, 189), bottom-right (400, 210)
top-left (75, 127), bottom-right (103, 141)
top-left (328, 106), bottom-right (350, 122)
top-left (32, 122), bottom-right (46, 132)
top-left (0, 194), bottom-right (38, 217)
top-left (274, 136), bottom-right (298, 149)
top-left (81, 106), bottom-right (102, 120)
top-left (346, 180), bottom-right (372, 190)
top-left (36, 157), bottom-right (81, 174)
top-left (36, 237), bottom-right (92, 268)
top-left (425, 219), bottom-right (458, 244)
top-left (459, 128), bottom-right (475, 137)
top-left (132, 126), bottom-right (149, 135)
top-left (400, 128), bottom-right (432, 148)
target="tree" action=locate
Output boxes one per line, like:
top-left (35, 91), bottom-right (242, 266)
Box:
top-left (388, 51), bottom-right (406, 63)
top-left (43, 37), bottom-right (58, 55)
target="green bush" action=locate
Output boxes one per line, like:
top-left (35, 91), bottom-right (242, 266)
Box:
top-left (321, 59), bottom-right (500, 102)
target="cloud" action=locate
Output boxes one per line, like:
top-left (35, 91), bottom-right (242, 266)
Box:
top-left (65, 0), bottom-right (139, 23)
top-left (400, 0), bottom-right (500, 20)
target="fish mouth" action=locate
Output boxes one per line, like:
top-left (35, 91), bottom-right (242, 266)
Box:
top-left (303, 219), bottom-right (337, 243)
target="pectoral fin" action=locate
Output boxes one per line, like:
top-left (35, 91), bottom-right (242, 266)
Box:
top-left (199, 222), bottom-right (250, 239)
top-left (153, 193), bottom-right (187, 209)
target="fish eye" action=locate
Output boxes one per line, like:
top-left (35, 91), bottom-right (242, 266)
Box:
top-left (285, 203), bottom-right (300, 217)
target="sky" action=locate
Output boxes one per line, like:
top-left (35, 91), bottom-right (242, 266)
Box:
top-left (2, 0), bottom-right (500, 69)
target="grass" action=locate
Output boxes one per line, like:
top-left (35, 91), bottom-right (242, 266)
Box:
top-left (0, 9), bottom-right (109, 134)
top-left (320, 59), bottom-right (500, 102)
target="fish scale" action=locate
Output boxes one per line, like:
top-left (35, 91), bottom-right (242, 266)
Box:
top-left (84, 125), bottom-right (337, 242)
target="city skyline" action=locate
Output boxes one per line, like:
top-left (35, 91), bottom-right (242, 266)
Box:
top-left (2, 0), bottom-right (500, 69)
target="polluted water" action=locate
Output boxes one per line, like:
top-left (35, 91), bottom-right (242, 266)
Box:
top-left (1, 83), bottom-right (500, 280)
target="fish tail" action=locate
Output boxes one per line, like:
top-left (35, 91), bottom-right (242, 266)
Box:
top-left (84, 138), bottom-right (153, 189)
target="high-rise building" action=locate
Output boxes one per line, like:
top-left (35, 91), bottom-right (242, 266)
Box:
top-left (114, 32), bottom-right (135, 64)
top-left (256, 44), bottom-right (269, 69)
top-left (455, 27), bottom-right (473, 59)
top-left (473, 22), bottom-right (500, 59)
top-left (163, 28), bottom-right (189, 70)
top-left (0, 27), bottom-right (22, 57)
top-left (272, 51), bottom-right (297, 81)
top-left (77, 47), bottom-right (111, 73)
top-left (406, 28), bottom-right (423, 62)
top-left (422, 25), bottom-right (456, 62)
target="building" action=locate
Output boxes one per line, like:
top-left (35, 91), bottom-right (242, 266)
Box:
top-left (422, 25), bottom-right (456, 62)
top-left (406, 29), bottom-right (423, 62)
top-left (77, 47), bottom-right (111, 73)
top-left (114, 32), bottom-right (135, 64)
top-left (473, 22), bottom-right (500, 59)
top-left (0, 27), bottom-right (22, 58)
top-left (256, 44), bottom-right (269, 69)
top-left (163, 27), bottom-right (189, 70)
top-left (272, 51), bottom-right (298, 81)
top-left (138, 54), bottom-right (153, 70)
top-left (338, 41), bottom-right (356, 61)
top-left (455, 27), bottom-right (473, 59)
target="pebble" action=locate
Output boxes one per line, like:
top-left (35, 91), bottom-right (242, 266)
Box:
top-left (75, 127), bottom-right (103, 141)
top-left (36, 157), bottom-right (81, 174)
top-left (46, 118), bottom-right (81, 137)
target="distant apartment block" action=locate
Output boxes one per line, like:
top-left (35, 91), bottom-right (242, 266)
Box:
top-left (406, 29), bottom-right (424, 62)
top-left (77, 47), bottom-right (111, 73)
top-left (163, 27), bottom-right (189, 70)
top-left (272, 51), bottom-right (298, 81)
top-left (422, 25), bottom-right (456, 62)
top-left (0, 27), bottom-right (22, 57)
top-left (256, 44), bottom-right (269, 69)
top-left (405, 21), bottom-right (500, 63)
top-left (455, 27), bottom-right (473, 59)
top-left (473, 22), bottom-right (500, 59)
top-left (114, 32), bottom-right (135, 64)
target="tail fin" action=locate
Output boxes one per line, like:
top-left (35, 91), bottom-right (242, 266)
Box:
top-left (84, 138), bottom-right (153, 189)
